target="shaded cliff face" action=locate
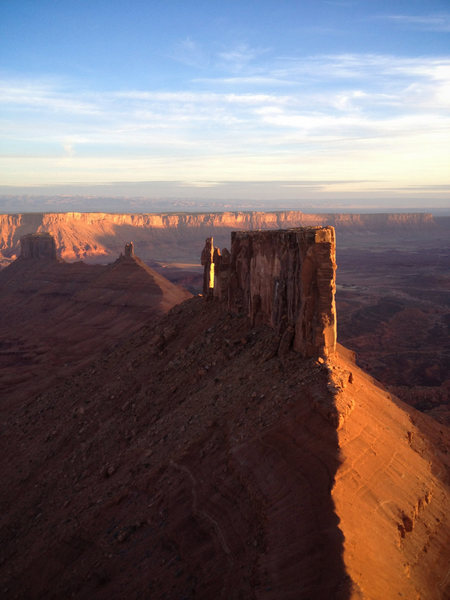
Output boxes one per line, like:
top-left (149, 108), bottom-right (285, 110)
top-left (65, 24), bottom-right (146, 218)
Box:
top-left (203, 227), bottom-right (337, 358)
top-left (20, 232), bottom-right (57, 260)
top-left (0, 296), bottom-right (448, 599)
top-left (0, 210), bottom-right (437, 266)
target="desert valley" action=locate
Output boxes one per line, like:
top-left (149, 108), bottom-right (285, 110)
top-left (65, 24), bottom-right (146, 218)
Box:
top-left (0, 211), bottom-right (448, 599)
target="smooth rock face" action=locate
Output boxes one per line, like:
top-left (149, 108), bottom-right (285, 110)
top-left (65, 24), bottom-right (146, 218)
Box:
top-left (202, 227), bottom-right (337, 357)
top-left (20, 232), bottom-right (57, 260)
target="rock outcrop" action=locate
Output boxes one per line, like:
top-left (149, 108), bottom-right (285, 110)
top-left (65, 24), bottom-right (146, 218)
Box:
top-left (202, 227), bottom-right (337, 358)
top-left (124, 241), bottom-right (134, 257)
top-left (20, 232), bottom-right (57, 260)
top-left (200, 236), bottom-right (214, 297)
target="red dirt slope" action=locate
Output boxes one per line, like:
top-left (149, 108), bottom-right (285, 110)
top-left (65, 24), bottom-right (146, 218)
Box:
top-left (0, 297), bottom-right (448, 599)
top-left (0, 253), bottom-right (191, 403)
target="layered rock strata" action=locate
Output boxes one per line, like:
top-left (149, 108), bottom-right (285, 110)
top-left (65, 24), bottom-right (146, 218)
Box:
top-left (0, 211), bottom-right (436, 266)
top-left (202, 227), bottom-right (337, 357)
top-left (20, 232), bottom-right (57, 260)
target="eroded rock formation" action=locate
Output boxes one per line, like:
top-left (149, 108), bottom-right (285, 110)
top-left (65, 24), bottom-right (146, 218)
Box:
top-left (202, 227), bottom-right (337, 357)
top-left (200, 237), bottom-right (214, 297)
top-left (124, 241), bottom-right (134, 257)
top-left (20, 232), bottom-right (57, 260)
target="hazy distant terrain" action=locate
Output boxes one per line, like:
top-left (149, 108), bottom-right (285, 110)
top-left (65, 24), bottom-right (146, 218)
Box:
top-left (1, 193), bottom-right (450, 216)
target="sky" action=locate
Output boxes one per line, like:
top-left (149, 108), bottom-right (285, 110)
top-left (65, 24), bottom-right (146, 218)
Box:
top-left (0, 0), bottom-right (449, 211)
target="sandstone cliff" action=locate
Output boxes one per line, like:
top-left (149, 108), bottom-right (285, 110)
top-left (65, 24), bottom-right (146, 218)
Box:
top-left (202, 227), bottom-right (337, 358)
top-left (0, 211), bottom-right (436, 266)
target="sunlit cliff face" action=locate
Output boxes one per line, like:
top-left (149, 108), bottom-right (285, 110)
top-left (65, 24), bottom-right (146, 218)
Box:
top-left (0, 211), bottom-right (436, 267)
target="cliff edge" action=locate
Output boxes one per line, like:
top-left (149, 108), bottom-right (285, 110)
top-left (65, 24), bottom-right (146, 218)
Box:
top-left (0, 210), bottom-right (437, 266)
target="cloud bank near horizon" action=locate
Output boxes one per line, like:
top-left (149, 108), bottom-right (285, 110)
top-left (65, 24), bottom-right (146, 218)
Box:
top-left (1, 1), bottom-right (449, 206)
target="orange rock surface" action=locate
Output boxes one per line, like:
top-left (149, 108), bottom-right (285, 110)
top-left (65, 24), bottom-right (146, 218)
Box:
top-left (0, 211), bottom-right (436, 265)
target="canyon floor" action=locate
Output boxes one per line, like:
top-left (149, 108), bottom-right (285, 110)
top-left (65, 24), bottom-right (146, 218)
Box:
top-left (335, 227), bottom-right (450, 424)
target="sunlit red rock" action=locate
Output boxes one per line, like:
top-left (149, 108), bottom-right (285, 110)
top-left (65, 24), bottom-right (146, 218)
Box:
top-left (202, 227), bottom-right (337, 357)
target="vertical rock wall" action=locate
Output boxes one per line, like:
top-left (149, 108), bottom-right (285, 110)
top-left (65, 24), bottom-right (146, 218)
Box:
top-left (202, 227), bottom-right (337, 357)
top-left (200, 237), bottom-right (215, 297)
top-left (20, 233), bottom-right (57, 260)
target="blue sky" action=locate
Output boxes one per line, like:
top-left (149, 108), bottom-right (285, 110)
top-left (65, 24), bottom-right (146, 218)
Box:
top-left (0, 0), bottom-right (449, 208)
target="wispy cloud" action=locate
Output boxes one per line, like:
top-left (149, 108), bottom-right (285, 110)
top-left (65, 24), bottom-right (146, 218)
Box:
top-left (193, 76), bottom-right (293, 86)
top-left (217, 43), bottom-right (269, 72)
top-left (169, 37), bottom-right (209, 68)
top-left (1, 52), bottom-right (449, 190)
top-left (0, 80), bottom-right (99, 115)
top-left (381, 13), bottom-right (450, 32)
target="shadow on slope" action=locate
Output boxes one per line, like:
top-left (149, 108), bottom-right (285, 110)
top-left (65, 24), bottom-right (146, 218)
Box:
top-left (0, 253), bottom-right (191, 406)
top-left (0, 297), bottom-right (352, 599)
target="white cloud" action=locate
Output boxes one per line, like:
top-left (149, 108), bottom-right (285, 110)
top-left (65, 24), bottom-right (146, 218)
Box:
top-left (1, 52), bottom-right (449, 192)
top-left (62, 142), bottom-right (75, 157)
top-left (382, 14), bottom-right (450, 32)
top-left (217, 43), bottom-right (269, 72)
top-left (169, 37), bottom-right (208, 68)
top-left (0, 80), bottom-right (99, 115)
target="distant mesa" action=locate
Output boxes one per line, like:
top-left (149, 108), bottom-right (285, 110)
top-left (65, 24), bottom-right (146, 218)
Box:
top-left (20, 232), bottom-right (57, 261)
top-left (202, 226), bottom-right (337, 358)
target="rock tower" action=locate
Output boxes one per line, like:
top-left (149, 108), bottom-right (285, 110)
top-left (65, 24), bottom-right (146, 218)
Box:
top-left (201, 227), bottom-right (337, 357)
top-left (124, 242), bottom-right (135, 257)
